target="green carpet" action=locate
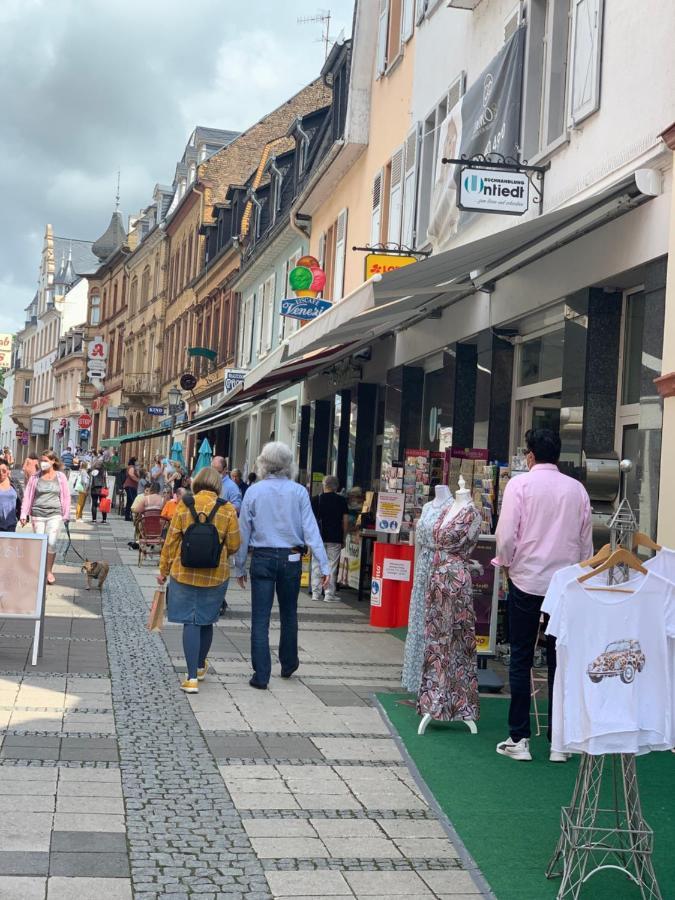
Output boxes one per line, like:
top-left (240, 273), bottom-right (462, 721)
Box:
top-left (378, 693), bottom-right (675, 900)
top-left (388, 625), bottom-right (408, 642)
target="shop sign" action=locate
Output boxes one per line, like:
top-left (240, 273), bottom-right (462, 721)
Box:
top-left (159, 417), bottom-right (173, 428)
top-left (225, 369), bottom-right (247, 393)
top-left (0, 333), bottom-right (12, 370)
top-left (458, 168), bottom-right (529, 215)
top-left (106, 406), bottom-right (122, 420)
top-left (364, 254), bottom-right (417, 280)
top-left (471, 535), bottom-right (501, 656)
top-left (180, 372), bottom-right (198, 391)
top-left (147, 406), bottom-right (165, 416)
top-left (87, 336), bottom-right (107, 386)
top-left (30, 417), bottom-right (50, 436)
top-left (429, 26), bottom-right (526, 243)
top-left (375, 491), bottom-right (405, 534)
top-left (281, 298), bottom-right (332, 321)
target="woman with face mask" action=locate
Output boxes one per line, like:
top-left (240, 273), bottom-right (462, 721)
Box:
top-left (0, 460), bottom-right (21, 532)
top-left (20, 451), bottom-right (71, 584)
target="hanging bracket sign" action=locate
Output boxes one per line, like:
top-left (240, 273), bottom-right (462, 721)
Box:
top-left (458, 166), bottom-right (530, 215)
top-left (281, 298), bottom-right (332, 321)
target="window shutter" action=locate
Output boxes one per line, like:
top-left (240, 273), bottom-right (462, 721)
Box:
top-left (376, 0), bottom-right (390, 75)
top-left (332, 209), bottom-right (348, 301)
top-left (387, 146), bottom-right (404, 245)
top-left (264, 274), bottom-right (276, 351)
top-left (371, 170), bottom-right (383, 246)
top-left (401, 0), bottom-right (414, 41)
top-left (570, 0), bottom-right (604, 125)
top-left (447, 71), bottom-right (465, 111)
top-left (317, 233), bottom-right (326, 269)
top-left (415, 0), bottom-right (427, 23)
top-left (402, 125), bottom-right (421, 249)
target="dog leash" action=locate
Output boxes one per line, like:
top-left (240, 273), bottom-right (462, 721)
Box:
top-left (62, 521), bottom-right (86, 562)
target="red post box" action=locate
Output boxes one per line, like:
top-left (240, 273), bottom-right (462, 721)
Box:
top-left (369, 542), bottom-right (415, 628)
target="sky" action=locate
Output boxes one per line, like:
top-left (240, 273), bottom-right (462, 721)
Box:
top-left (0, 0), bottom-right (354, 333)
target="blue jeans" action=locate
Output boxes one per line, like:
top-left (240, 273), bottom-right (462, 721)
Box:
top-left (250, 548), bottom-right (302, 686)
top-left (507, 579), bottom-right (556, 741)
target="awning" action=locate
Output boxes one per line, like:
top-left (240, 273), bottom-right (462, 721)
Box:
top-left (285, 169), bottom-right (660, 360)
top-left (175, 401), bottom-right (253, 436)
top-left (99, 425), bottom-right (172, 447)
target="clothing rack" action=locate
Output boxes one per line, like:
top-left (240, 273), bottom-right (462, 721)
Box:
top-left (546, 464), bottom-right (663, 899)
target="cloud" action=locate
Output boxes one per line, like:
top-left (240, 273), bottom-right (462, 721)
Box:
top-left (0, 0), bottom-right (354, 333)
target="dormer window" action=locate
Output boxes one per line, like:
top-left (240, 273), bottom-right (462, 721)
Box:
top-left (198, 144), bottom-right (207, 162)
top-left (188, 162), bottom-right (196, 184)
top-left (269, 160), bottom-right (283, 224)
top-left (296, 123), bottom-right (310, 176)
top-left (249, 193), bottom-right (263, 240)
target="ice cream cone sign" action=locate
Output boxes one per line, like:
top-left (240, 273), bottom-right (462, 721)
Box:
top-left (289, 256), bottom-right (326, 298)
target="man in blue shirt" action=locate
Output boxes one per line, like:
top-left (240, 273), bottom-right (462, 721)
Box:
top-left (235, 441), bottom-right (330, 690)
top-left (212, 456), bottom-right (242, 512)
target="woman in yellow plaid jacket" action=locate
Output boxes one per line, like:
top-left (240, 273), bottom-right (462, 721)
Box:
top-left (158, 466), bottom-right (240, 693)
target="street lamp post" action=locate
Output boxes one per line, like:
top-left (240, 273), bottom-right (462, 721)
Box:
top-left (167, 385), bottom-right (183, 458)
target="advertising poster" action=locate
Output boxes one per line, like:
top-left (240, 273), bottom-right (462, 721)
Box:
top-left (0, 333), bottom-right (12, 369)
top-left (344, 535), bottom-right (361, 590)
top-left (375, 492), bottom-right (405, 533)
top-left (470, 535), bottom-right (500, 655)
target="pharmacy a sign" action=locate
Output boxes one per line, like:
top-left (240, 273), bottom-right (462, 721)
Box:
top-left (458, 168), bottom-right (529, 215)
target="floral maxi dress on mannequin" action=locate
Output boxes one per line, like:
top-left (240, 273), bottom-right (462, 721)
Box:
top-left (401, 497), bottom-right (453, 693)
top-left (417, 502), bottom-right (482, 722)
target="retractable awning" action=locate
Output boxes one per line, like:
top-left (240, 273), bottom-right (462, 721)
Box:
top-left (99, 425), bottom-right (172, 447)
top-left (175, 401), bottom-right (253, 436)
top-left (285, 169), bottom-right (660, 360)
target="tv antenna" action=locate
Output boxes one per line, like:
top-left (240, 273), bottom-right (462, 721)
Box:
top-left (297, 8), bottom-right (333, 59)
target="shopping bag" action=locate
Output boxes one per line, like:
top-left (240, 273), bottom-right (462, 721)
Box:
top-left (147, 589), bottom-right (166, 632)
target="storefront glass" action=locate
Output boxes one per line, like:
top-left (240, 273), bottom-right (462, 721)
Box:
top-left (421, 352), bottom-right (455, 451)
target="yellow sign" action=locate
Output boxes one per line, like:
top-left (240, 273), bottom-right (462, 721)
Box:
top-left (365, 254), bottom-right (417, 280)
top-left (0, 333), bottom-right (12, 369)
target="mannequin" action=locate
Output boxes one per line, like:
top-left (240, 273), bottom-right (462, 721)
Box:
top-left (401, 486), bottom-right (454, 693)
top-left (417, 473), bottom-right (481, 736)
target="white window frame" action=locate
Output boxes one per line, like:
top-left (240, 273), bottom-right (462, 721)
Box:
top-left (415, 0), bottom-right (427, 23)
top-left (568, 0), bottom-right (604, 126)
top-left (387, 146), bottom-right (404, 245)
top-left (281, 251), bottom-right (302, 340)
top-left (402, 124), bottom-right (421, 249)
top-left (333, 209), bottom-right (348, 301)
top-left (401, 0), bottom-right (414, 42)
top-left (371, 169), bottom-right (384, 246)
top-left (240, 293), bottom-right (254, 367)
top-left (376, 0), bottom-right (390, 76)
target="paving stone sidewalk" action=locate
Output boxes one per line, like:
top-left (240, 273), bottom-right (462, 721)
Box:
top-left (0, 514), bottom-right (492, 899)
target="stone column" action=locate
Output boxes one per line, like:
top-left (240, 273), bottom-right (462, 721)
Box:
top-left (654, 123), bottom-right (675, 544)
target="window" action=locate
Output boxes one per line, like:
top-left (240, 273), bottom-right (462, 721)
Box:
top-left (416, 74), bottom-right (464, 247)
top-left (320, 209), bottom-right (348, 302)
top-left (386, 147), bottom-right (404, 244)
top-left (281, 251), bottom-right (302, 340)
top-left (141, 266), bottom-right (150, 307)
top-left (377, 0), bottom-right (407, 74)
top-left (401, 0), bottom-right (414, 41)
top-left (376, 0), bottom-right (389, 74)
top-left (522, 0), bottom-right (599, 159)
top-left (258, 275), bottom-right (276, 357)
top-left (415, 0), bottom-right (427, 22)
top-left (89, 293), bottom-right (101, 325)
top-left (23, 380), bottom-right (30, 404)
top-left (402, 125), bottom-right (421, 248)
top-left (270, 160), bottom-right (283, 223)
top-left (518, 328), bottom-right (565, 386)
top-left (387, 0), bottom-right (403, 65)
top-left (569, 0), bottom-right (604, 124)
top-left (129, 277), bottom-right (138, 316)
top-left (621, 291), bottom-right (646, 406)
top-left (371, 171), bottom-right (383, 245)
top-left (239, 294), bottom-right (255, 367)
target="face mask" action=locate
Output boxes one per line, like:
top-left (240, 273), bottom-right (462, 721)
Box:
top-left (40, 461), bottom-right (51, 472)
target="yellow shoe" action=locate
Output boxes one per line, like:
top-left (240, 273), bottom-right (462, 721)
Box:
top-left (180, 678), bottom-right (199, 693)
top-left (197, 660), bottom-right (209, 681)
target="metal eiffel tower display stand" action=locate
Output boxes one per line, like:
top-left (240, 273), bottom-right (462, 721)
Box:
top-left (546, 461), bottom-right (663, 899)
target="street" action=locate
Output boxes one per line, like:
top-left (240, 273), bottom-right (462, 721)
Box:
top-left (0, 516), bottom-right (485, 900)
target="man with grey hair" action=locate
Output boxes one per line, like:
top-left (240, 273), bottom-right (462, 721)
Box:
top-left (212, 456), bottom-right (242, 513)
top-left (235, 441), bottom-right (330, 689)
top-left (231, 468), bottom-right (247, 500)
top-left (311, 474), bottom-right (349, 603)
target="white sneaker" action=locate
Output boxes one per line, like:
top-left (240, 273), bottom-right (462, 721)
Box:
top-left (321, 596), bottom-right (340, 603)
top-left (549, 750), bottom-right (571, 763)
top-left (496, 737), bottom-right (532, 761)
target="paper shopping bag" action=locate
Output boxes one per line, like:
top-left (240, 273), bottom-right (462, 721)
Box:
top-left (147, 589), bottom-right (166, 632)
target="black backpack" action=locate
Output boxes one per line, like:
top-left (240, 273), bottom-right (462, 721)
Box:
top-left (181, 494), bottom-right (226, 568)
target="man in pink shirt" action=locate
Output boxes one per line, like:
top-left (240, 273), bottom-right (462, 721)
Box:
top-left (494, 429), bottom-right (592, 762)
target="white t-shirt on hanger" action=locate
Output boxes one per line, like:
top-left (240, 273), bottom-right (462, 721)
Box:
top-left (546, 570), bottom-right (675, 755)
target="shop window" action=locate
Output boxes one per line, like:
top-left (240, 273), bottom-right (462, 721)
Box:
top-left (422, 353), bottom-right (456, 451)
top-left (621, 291), bottom-right (645, 406)
top-left (518, 328), bottom-right (564, 386)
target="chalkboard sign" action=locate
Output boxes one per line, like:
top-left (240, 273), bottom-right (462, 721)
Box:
top-left (0, 532), bottom-right (48, 665)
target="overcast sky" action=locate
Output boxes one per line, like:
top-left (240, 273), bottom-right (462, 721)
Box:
top-left (0, 0), bottom-right (354, 333)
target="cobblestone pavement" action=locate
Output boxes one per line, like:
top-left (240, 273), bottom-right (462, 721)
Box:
top-left (0, 515), bottom-right (492, 899)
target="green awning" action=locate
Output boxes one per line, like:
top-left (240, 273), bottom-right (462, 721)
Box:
top-left (99, 426), bottom-right (172, 447)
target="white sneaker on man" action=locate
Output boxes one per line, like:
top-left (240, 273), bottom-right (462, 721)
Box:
top-left (549, 750), bottom-right (571, 763)
top-left (496, 737), bottom-right (532, 761)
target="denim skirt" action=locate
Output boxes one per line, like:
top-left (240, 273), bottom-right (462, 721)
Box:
top-left (166, 577), bottom-right (227, 626)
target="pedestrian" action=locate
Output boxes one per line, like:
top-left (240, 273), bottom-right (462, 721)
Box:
top-left (0, 460), bottom-right (20, 532)
top-left (20, 451), bottom-right (70, 584)
top-left (3, 447), bottom-right (15, 469)
top-left (167, 461), bottom-right (185, 495)
top-left (132, 481), bottom-right (164, 515)
top-left (160, 486), bottom-right (186, 524)
top-left (234, 441), bottom-right (330, 689)
top-left (61, 446), bottom-right (74, 474)
top-left (74, 461), bottom-right (91, 520)
top-left (247, 472), bottom-right (257, 489)
top-left (123, 457), bottom-right (140, 521)
top-left (231, 468), bottom-right (247, 500)
top-left (493, 428), bottom-right (593, 763)
top-left (150, 454), bottom-right (165, 490)
top-left (22, 454), bottom-right (39, 483)
top-left (89, 459), bottom-right (108, 523)
top-left (311, 475), bottom-right (349, 603)
top-left (157, 467), bottom-right (240, 693)
top-left (211, 457), bottom-right (242, 512)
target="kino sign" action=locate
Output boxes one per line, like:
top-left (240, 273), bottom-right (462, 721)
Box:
top-left (458, 167), bottom-right (529, 216)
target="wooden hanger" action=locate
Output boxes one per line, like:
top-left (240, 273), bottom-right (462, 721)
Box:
top-left (580, 543), bottom-right (611, 568)
top-left (632, 532), bottom-right (661, 553)
top-left (578, 547), bottom-right (647, 592)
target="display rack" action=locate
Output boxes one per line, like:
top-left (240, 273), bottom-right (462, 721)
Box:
top-left (546, 462), bottom-right (663, 899)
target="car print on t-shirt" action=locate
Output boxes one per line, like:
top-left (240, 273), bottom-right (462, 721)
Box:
top-left (587, 639), bottom-right (646, 685)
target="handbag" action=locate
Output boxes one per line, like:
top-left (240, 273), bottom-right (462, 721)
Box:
top-left (147, 588), bottom-right (166, 632)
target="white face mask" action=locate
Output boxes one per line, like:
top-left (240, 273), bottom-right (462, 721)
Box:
top-left (40, 461), bottom-right (51, 472)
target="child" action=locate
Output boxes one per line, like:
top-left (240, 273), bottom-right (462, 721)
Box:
top-left (99, 487), bottom-right (112, 524)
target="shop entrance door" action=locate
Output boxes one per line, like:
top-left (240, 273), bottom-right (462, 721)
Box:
top-left (513, 390), bottom-right (562, 452)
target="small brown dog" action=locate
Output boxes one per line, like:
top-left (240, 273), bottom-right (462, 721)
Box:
top-left (81, 560), bottom-right (110, 592)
